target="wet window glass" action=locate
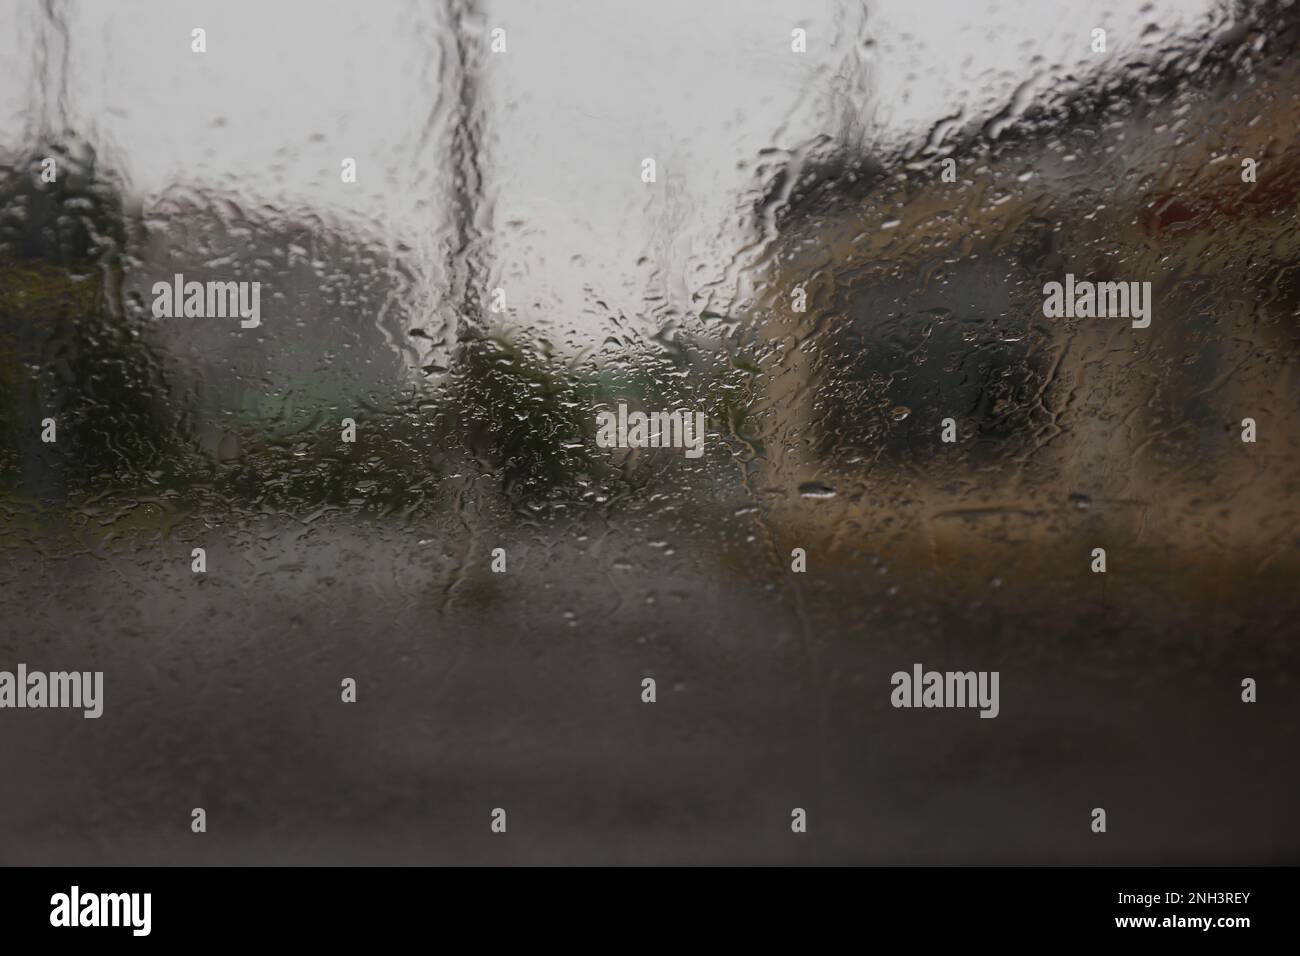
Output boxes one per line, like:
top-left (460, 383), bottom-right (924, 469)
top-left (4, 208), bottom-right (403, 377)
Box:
top-left (1, 0), bottom-right (1297, 865)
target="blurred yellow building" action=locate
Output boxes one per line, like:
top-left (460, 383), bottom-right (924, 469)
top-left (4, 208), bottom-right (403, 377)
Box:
top-left (750, 35), bottom-right (1300, 588)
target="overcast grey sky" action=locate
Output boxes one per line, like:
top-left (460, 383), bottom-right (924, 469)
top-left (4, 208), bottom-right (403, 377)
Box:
top-left (0, 0), bottom-right (1218, 346)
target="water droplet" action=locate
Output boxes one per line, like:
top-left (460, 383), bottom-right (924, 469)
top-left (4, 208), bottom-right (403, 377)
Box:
top-left (799, 481), bottom-right (837, 498)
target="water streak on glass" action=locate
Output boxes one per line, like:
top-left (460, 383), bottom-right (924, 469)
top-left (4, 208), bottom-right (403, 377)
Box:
top-left (0, 0), bottom-right (1297, 863)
